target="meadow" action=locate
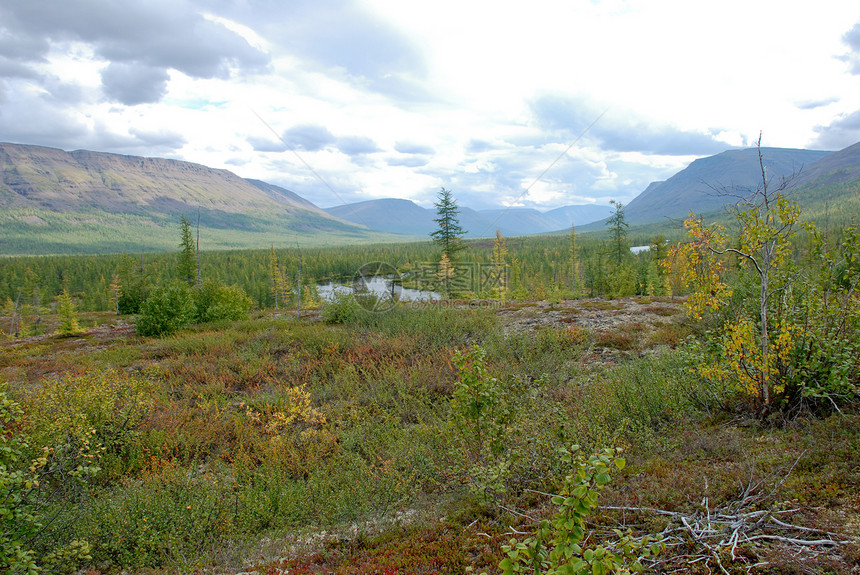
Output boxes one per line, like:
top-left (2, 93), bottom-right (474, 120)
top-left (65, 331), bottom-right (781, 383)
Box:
top-left (2, 293), bottom-right (859, 574)
top-left (2, 199), bottom-right (860, 573)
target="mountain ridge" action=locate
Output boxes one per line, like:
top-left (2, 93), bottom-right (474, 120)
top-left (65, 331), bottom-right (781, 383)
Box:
top-left (621, 147), bottom-right (834, 225)
top-left (325, 200), bottom-right (614, 237)
top-left (2, 140), bottom-right (858, 255)
top-left (0, 142), bottom-right (401, 255)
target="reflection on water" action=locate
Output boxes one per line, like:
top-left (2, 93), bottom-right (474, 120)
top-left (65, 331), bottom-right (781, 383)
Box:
top-left (317, 277), bottom-right (441, 302)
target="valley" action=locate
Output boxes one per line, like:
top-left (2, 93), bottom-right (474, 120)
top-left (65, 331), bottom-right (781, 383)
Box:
top-left (1, 141), bottom-right (859, 574)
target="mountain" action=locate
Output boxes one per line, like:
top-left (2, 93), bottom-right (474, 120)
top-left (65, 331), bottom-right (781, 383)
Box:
top-left (618, 147), bottom-right (834, 226)
top-left (543, 204), bottom-right (616, 227)
top-left (325, 199), bottom-right (613, 237)
top-left (244, 178), bottom-right (321, 211)
top-left (0, 142), bottom-right (399, 255)
top-left (783, 141), bottom-right (860, 225)
top-left (325, 198), bottom-right (436, 236)
top-left (476, 208), bottom-right (558, 235)
top-left (789, 141), bottom-right (860, 187)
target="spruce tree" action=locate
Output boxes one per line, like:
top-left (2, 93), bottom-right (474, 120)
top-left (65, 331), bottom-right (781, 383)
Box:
top-left (430, 188), bottom-right (467, 259)
top-left (606, 200), bottom-right (629, 265)
top-left (177, 216), bottom-right (197, 286)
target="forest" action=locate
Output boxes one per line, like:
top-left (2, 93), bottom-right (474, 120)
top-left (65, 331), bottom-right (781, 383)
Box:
top-left (1, 180), bottom-right (859, 574)
top-left (0, 222), bottom-right (677, 323)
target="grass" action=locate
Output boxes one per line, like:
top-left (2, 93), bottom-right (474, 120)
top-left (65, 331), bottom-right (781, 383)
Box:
top-left (2, 304), bottom-right (858, 574)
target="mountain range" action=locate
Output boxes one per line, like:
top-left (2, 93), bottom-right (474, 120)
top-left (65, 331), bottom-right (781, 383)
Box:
top-left (1, 139), bottom-right (859, 255)
top-left (324, 200), bottom-right (613, 237)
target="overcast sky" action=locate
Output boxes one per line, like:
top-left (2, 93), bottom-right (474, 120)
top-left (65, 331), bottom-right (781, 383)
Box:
top-left (2, 1), bottom-right (860, 210)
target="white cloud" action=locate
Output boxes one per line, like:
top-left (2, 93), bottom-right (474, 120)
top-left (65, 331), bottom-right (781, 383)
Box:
top-left (1, 1), bottom-right (859, 211)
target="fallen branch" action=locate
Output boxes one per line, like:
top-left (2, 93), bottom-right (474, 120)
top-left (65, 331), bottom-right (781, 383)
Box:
top-left (601, 502), bottom-right (853, 571)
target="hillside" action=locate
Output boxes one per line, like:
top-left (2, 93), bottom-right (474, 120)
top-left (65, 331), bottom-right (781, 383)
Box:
top-left (620, 147), bottom-right (833, 225)
top-left (0, 143), bottom-right (400, 255)
top-left (325, 199), bottom-right (613, 237)
top-left (325, 198), bottom-right (437, 236)
top-left (791, 141), bottom-right (860, 187)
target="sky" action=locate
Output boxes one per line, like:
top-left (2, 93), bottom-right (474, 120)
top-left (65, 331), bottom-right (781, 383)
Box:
top-left (2, 0), bottom-right (860, 211)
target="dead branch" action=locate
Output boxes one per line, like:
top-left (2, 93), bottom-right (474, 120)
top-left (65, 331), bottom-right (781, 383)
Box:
top-left (601, 500), bottom-right (853, 572)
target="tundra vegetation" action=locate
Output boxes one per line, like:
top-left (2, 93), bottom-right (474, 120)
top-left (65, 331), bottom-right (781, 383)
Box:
top-left (1, 177), bottom-right (859, 574)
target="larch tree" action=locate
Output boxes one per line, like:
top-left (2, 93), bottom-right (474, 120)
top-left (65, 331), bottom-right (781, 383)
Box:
top-left (56, 288), bottom-right (81, 336)
top-left (569, 223), bottom-right (584, 298)
top-left (492, 230), bottom-right (508, 301)
top-left (268, 245), bottom-right (289, 310)
top-left (437, 252), bottom-right (454, 299)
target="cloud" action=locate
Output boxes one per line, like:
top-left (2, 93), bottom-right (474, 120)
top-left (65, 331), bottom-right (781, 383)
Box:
top-left (247, 135), bottom-right (286, 153)
top-left (0, 27), bottom-right (49, 63)
top-left (810, 109), bottom-right (860, 149)
top-left (465, 139), bottom-right (496, 154)
top-left (0, 79), bottom-right (187, 154)
top-left (281, 124), bottom-right (336, 152)
top-left (0, 0), bottom-right (270, 105)
top-left (231, 0), bottom-right (426, 99)
top-left (842, 21), bottom-right (860, 74)
top-left (0, 99), bottom-right (88, 149)
top-left (387, 156), bottom-right (430, 168)
top-left (845, 22), bottom-right (860, 50)
top-left (224, 157), bottom-right (249, 167)
top-left (530, 93), bottom-right (727, 156)
top-left (388, 140), bottom-right (433, 167)
top-left (101, 62), bottom-right (170, 105)
top-left (795, 97), bottom-right (839, 110)
top-left (127, 126), bottom-right (187, 150)
top-left (394, 141), bottom-right (435, 155)
top-left (0, 58), bottom-right (41, 80)
top-left (337, 135), bottom-right (381, 156)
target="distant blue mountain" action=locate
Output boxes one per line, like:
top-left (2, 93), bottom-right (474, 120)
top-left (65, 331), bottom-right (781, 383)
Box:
top-left (325, 200), bottom-right (613, 237)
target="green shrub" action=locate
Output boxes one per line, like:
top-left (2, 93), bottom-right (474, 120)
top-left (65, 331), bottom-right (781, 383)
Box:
top-left (193, 279), bottom-right (253, 323)
top-left (451, 345), bottom-right (510, 462)
top-left (1, 387), bottom-right (95, 574)
top-left (136, 282), bottom-right (196, 336)
top-left (22, 370), bottom-right (159, 480)
top-left (78, 467), bottom-right (238, 570)
top-left (321, 291), bottom-right (361, 324)
top-left (498, 446), bottom-right (662, 575)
